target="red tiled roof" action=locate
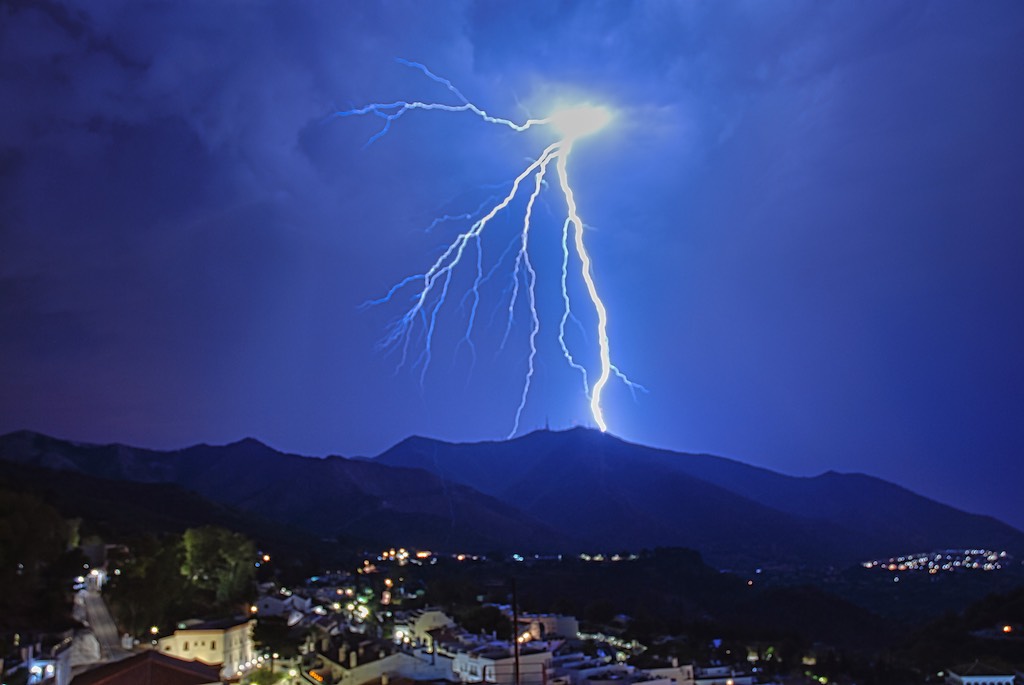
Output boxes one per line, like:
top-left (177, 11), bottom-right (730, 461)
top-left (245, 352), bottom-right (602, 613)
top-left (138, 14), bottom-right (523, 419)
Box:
top-left (72, 651), bottom-right (220, 685)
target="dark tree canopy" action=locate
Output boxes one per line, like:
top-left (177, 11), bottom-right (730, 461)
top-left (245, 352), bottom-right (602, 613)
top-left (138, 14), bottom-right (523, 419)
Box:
top-left (182, 526), bottom-right (256, 605)
top-left (0, 489), bottom-right (76, 633)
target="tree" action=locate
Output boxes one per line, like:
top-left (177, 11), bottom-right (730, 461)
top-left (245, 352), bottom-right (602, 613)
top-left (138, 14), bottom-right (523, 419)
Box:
top-left (106, 534), bottom-right (191, 636)
top-left (0, 490), bottom-right (73, 630)
top-left (458, 605), bottom-right (512, 639)
top-left (245, 669), bottom-right (287, 685)
top-left (181, 526), bottom-right (256, 606)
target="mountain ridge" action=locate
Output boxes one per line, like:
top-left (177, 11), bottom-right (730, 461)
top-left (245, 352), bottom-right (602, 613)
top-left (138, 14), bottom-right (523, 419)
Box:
top-left (1, 427), bottom-right (1020, 569)
top-left (374, 427), bottom-right (1024, 566)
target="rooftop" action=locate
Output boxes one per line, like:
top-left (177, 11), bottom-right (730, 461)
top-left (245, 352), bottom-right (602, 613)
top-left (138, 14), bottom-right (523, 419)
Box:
top-left (175, 616), bottom-right (251, 632)
top-left (949, 661), bottom-right (1017, 677)
top-left (72, 651), bottom-right (220, 685)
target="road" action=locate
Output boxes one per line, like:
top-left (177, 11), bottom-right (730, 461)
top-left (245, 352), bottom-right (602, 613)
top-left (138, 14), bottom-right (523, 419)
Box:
top-left (82, 589), bottom-right (132, 662)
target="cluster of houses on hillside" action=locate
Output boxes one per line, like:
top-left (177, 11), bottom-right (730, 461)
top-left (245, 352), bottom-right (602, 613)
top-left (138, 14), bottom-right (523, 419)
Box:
top-left (31, 570), bottom-right (760, 685)
top-left (292, 604), bottom-right (750, 685)
top-left (240, 575), bottom-right (761, 685)
top-left (6, 571), bottom-right (1022, 685)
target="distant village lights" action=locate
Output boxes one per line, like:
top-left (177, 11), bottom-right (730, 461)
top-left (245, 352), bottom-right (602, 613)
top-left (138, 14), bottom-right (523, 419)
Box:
top-left (861, 548), bottom-right (1009, 574)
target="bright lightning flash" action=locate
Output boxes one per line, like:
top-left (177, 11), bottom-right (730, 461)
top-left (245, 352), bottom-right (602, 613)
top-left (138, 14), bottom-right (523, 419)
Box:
top-left (548, 105), bottom-right (612, 142)
top-left (337, 60), bottom-right (644, 436)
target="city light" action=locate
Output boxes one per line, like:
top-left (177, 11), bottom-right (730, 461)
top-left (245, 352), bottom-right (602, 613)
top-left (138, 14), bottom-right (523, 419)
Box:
top-left (861, 548), bottom-right (1008, 574)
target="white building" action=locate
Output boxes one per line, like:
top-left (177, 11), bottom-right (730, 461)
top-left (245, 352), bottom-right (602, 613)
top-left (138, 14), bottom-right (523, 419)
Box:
top-left (257, 593), bottom-right (313, 627)
top-left (549, 654), bottom-right (617, 685)
top-left (305, 630), bottom-right (453, 685)
top-left (516, 614), bottom-right (579, 641)
top-left (548, 655), bottom-right (678, 685)
top-left (256, 584), bottom-right (315, 616)
top-left (587, 675), bottom-right (674, 685)
top-left (313, 649), bottom-right (453, 685)
top-left (393, 609), bottom-right (457, 650)
top-left (945, 663), bottom-right (1016, 685)
top-left (645, 662), bottom-right (695, 685)
top-left (156, 617), bottom-right (255, 678)
top-left (693, 665), bottom-right (753, 685)
top-left (451, 645), bottom-right (552, 685)
top-left (24, 636), bottom-right (73, 685)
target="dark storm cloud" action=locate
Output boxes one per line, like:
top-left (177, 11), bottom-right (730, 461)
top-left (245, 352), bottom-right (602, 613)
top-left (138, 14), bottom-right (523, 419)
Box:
top-left (1, 1), bottom-right (1023, 529)
top-left (0, 1), bottom-right (470, 414)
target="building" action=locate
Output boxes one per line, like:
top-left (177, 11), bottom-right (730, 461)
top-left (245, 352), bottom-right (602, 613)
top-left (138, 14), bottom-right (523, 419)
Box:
top-left (393, 610), bottom-right (457, 650)
top-left (945, 662), bottom-right (1017, 685)
top-left (548, 654), bottom-right (679, 685)
top-left (516, 614), bottom-right (579, 642)
top-left (71, 651), bottom-right (220, 685)
top-left (311, 649), bottom-right (455, 685)
top-left (643, 661), bottom-right (695, 685)
top-left (8, 633), bottom-right (74, 685)
top-left (155, 617), bottom-right (255, 678)
top-left (303, 631), bottom-right (451, 685)
top-left (450, 644), bottom-right (553, 685)
top-left (257, 592), bottom-right (314, 627)
top-left (693, 666), bottom-right (754, 685)
top-left (549, 653), bottom-right (617, 685)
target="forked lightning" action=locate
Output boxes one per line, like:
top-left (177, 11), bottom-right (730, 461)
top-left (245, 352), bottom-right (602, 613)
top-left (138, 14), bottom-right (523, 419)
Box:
top-left (334, 59), bottom-right (643, 436)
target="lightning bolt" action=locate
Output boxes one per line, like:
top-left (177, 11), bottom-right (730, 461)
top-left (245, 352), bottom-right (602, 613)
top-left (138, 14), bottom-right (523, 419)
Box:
top-left (339, 59), bottom-right (643, 436)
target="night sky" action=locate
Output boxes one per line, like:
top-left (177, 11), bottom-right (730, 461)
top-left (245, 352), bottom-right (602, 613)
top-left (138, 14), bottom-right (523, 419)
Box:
top-left (2, 2), bottom-right (1023, 530)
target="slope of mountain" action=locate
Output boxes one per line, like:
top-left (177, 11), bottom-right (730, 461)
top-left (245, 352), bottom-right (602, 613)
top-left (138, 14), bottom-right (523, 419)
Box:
top-left (2, 428), bottom-right (1021, 569)
top-left (0, 460), bottom-right (236, 536)
top-left (0, 430), bottom-right (566, 553)
top-left (375, 427), bottom-right (1024, 565)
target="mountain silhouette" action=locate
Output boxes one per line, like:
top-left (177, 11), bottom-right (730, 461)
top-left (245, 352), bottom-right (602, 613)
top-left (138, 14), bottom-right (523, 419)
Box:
top-left (2, 427), bottom-right (1021, 568)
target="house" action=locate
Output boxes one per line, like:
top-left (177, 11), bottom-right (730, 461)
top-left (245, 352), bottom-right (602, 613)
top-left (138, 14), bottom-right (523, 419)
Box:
top-left (303, 631), bottom-right (451, 685)
top-left (393, 610), bottom-right (457, 650)
top-left (156, 617), bottom-right (255, 678)
top-left (312, 650), bottom-right (454, 685)
top-left (548, 654), bottom-right (678, 685)
top-left (257, 593), bottom-right (314, 627)
top-left (946, 662), bottom-right (1017, 685)
top-left (10, 633), bottom-right (74, 685)
top-left (693, 665), bottom-right (754, 685)
top-left (516, 614), bottom-right (579, 641)
top-left (71, 651), bottom-right (220, 685)
top-left (644, 658), bottom-right (694, 685)
top-left (549, 653), bottom-right (616, 685)
top-left (450, 643), bottom-right (553, 685)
